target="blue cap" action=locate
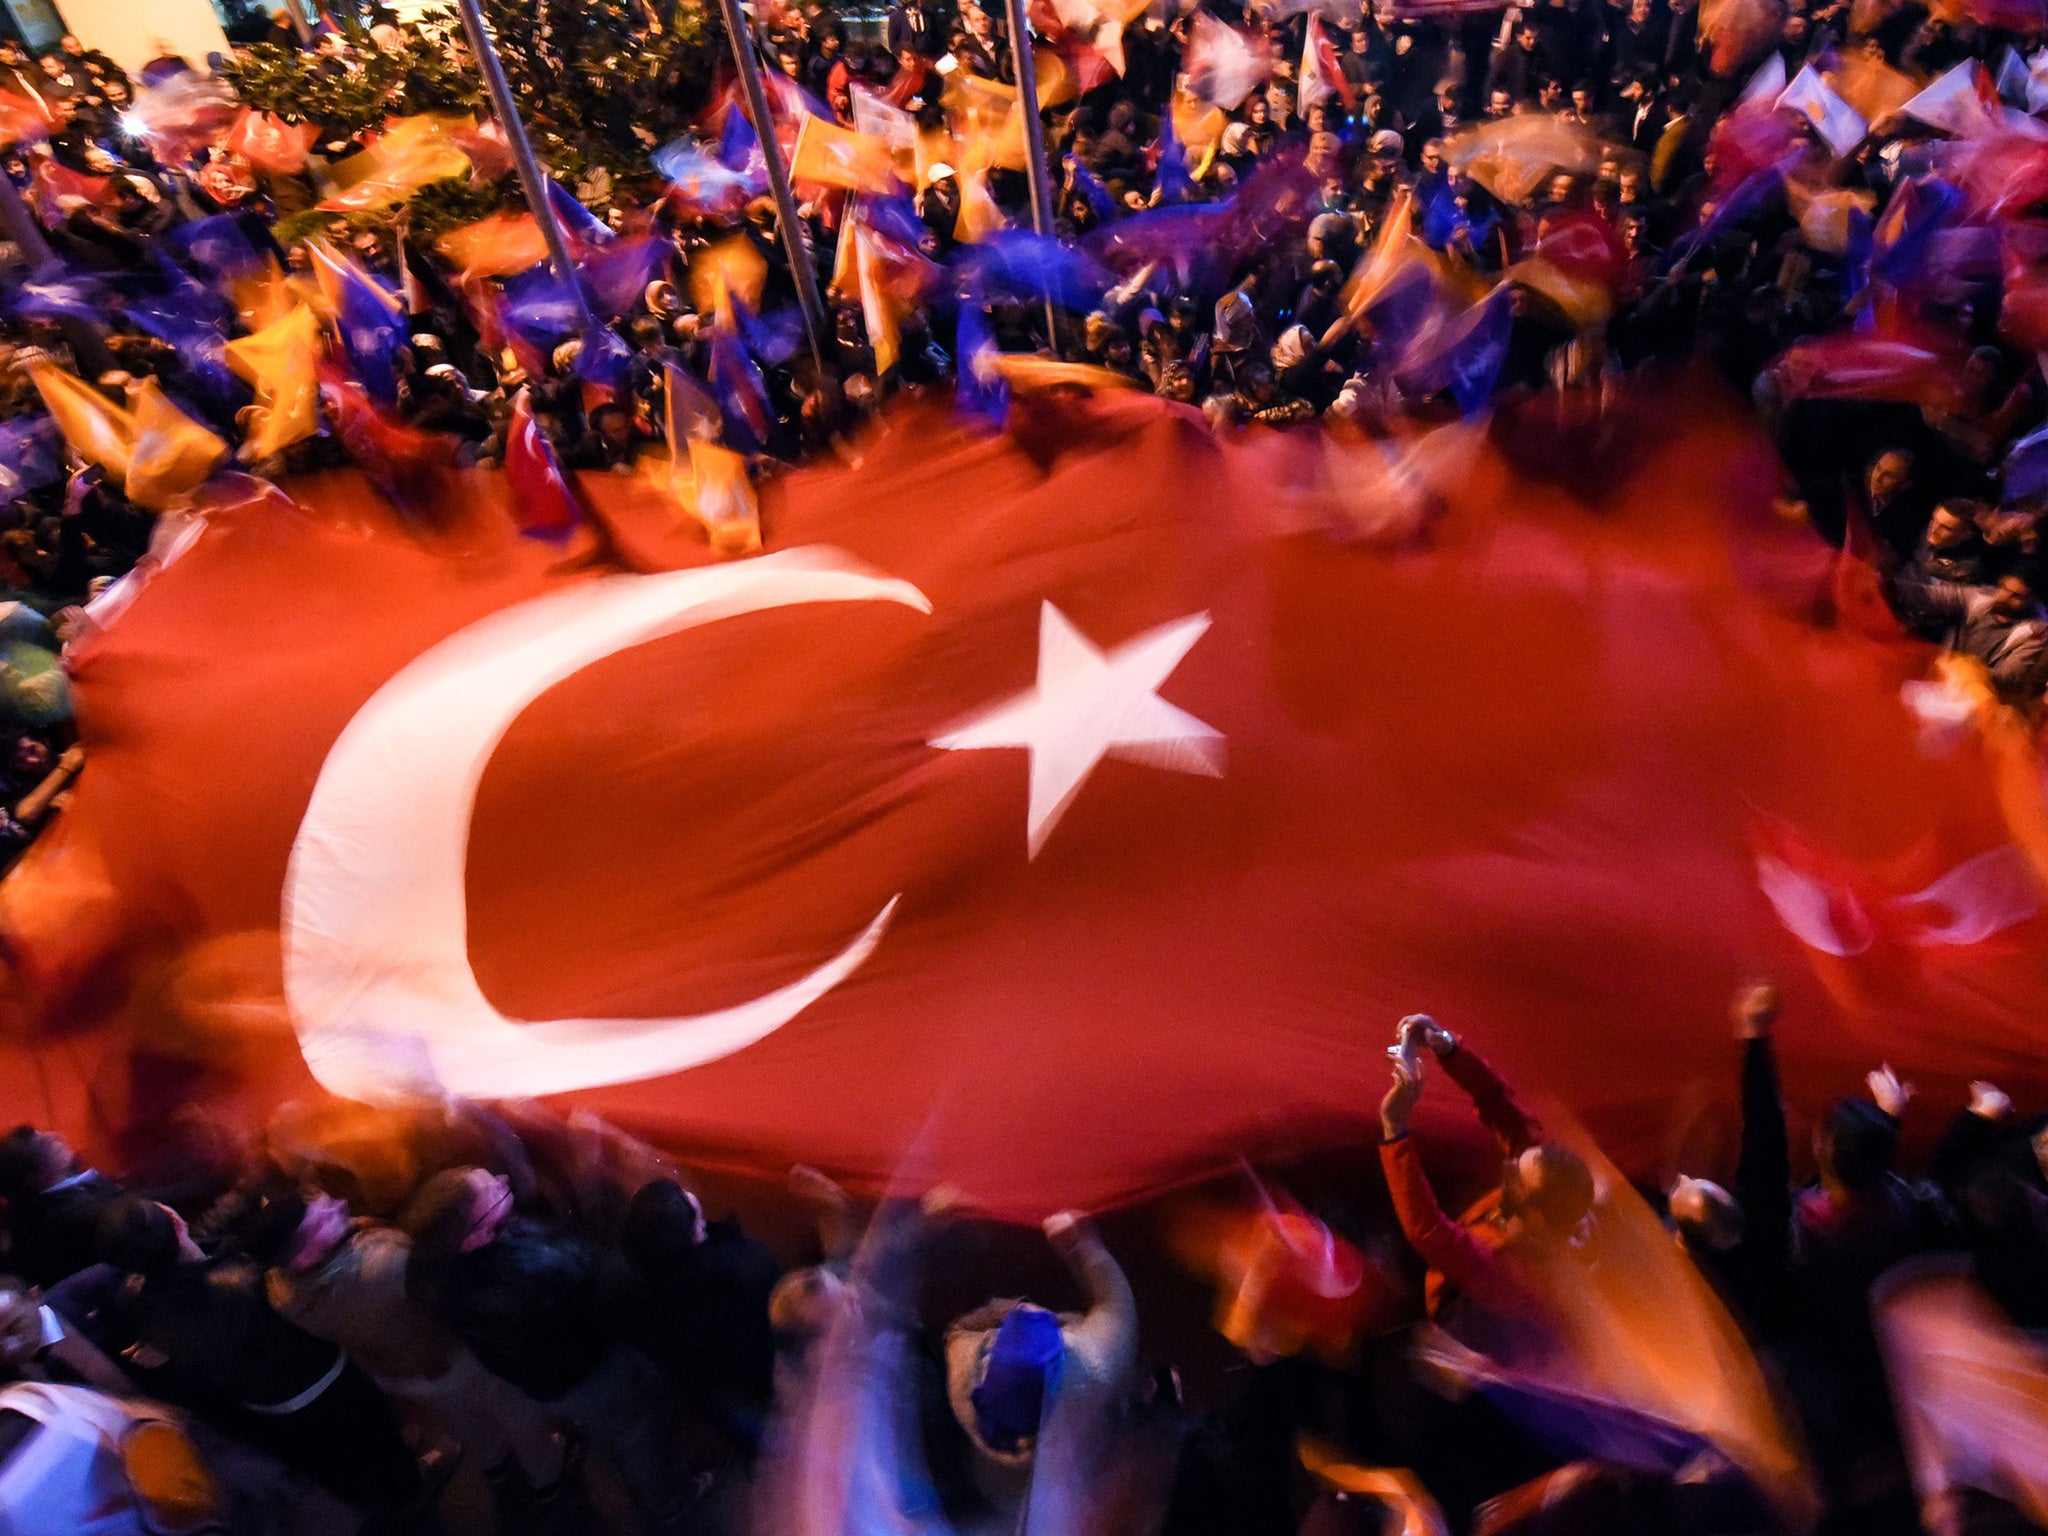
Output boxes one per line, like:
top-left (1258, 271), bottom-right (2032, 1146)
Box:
top-left (969, 1306), bottom-right (1064, 1452)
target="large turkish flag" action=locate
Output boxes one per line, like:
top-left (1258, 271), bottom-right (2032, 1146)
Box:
top-left (5, 376), bottom-right (2045, 1217)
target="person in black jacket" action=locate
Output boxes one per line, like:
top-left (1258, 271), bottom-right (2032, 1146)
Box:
top-left (0, 1125), bottom-right (124, 1289)
top-left (94, 1194), bottom-right (427, 1518)
top-left (405, 1166), bottom-right (695, 1535)
top-left (1668, 982), bottom-right (1793, 1340)
top-left (611, 1178), bottom-right (783, 1458)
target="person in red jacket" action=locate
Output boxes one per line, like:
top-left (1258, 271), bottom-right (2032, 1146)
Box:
top-left (1377, 1014), bottom-right (1596, 1358)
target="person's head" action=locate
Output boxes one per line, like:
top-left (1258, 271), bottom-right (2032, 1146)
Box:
top-left (591, 402), bottom-right (636, 453)
top-left (1516, 21), bottom-right (1540, 50)
top-left (1991, 572), bottom-right (2041, 622)
top-left (777, 45), bottom-right (803, 79)
top-left (1420, 140), bottom-right (1445, 176)
top-left (1815, 1096), bottom-right (1898, 1196)
top-left (1570, 83), bottom-right (1594, 117)
top-left (0, 1126), bottom-right (73, 1199)
top-left (401, 1166), bottom-right (514, 1260)
top-left (620, 1179), bottom-right (708, 1275)
top-left (1537, 77), bottom-right (1563, 111)
top-left (1925, 501), bottom-right (1980, 552)
top-left (58, 35), bottom-right (83, 58)
top-left (1500, 1143), bottom-right (1596, 1241)
top-left (95, 1197), bottom-right (193, 1279)
top-left (1617, 165), bottom-right (1644, 204)
top-left (1961, 345), bottom-right (2004, 407)
top-left (769, 1264), bottom-right (847, 1347)
top-left (240, 1189), bottom-right (351, 1272)
top-left (1668, 1174), bottom-right (1744, 1251)
top-left (1867, 448), bottom-right (1913, 506)
top-left (1546, 171), bottom-right (1578, 206)
top-left (966, 1304), bottom-right (1063, 1455)
top-left (1245, 94), bottom-right (1268, 126)
top-left (1487, 87), bottom-right (1514, 119)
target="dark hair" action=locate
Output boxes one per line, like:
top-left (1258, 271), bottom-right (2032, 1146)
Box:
top-left (0, 1126), bottom-right (43, 1199)
top-left (397, 1167), bottom-right (482, 1269)
top-left (237, 1191), bottom-right (309, 1267)
top-left (1819, 1097), bottom-right (1898, 1192)
top-left (96, 1197), bottom-right (181, 1278)
top-left (621, 1179), bottom-right (702, 1275)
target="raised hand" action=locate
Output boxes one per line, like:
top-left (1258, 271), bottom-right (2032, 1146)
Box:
top-left (1867, 1064), bottom-right (1915, 1119)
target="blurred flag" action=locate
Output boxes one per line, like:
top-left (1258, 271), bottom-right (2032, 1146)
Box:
top-left (122, 379), bottom-right (228, 512)
top-left (0, 414), bottom-right (64, 498)
top-left (1779, 64), bottom-right (1867, 158)
top-left (436, 211), bottom-right (550, 281)
top-left (224, 304), bottom-right (322, 461)
top-left (1739, 53), bottom-right (1788, 106)
top-left (1397, 287), bottom-right (1512, 416)
top-left (31, 156), bottom-right (111, 226)
top-left (581, 236), bottom-right (668, 322)
top-left (683, 438), bottom-right (761, 556)
top-left (503, 389), bottom-right (584, 541)
top-left (1155, 94), bottom-right (1197, 206)
top-left (708, 301), bottom-right (773, 453)
top-left (225, 111), bottom-right (319, 177)
top-left (319, 115), bottom-right (472, 212)
top-left (0, 91), bottom-right (48, 149)
top-left (1828, 52), bottom-right (1920, 123)
top-left (317, 365), bottom-right (455, 524)
top-left (789, 115), bottom-right (901, 195)
top-left (662, 360), bottom-right (722, 448)
top-left (955, 291), bottom-right (1007, 426)
top-left (689, 235), bottom-right (769, 320)
top-left (308, 241), bottom-right (404, 407)
top-left (9, 269), bottom-right (105, 328)
top-left (1901, 61), bottom-right (1997, 137)
top-left (956, 167), bottom-right (1010, 243)
top-left (450, 118), bottom-right (514, 185)
top-left (545, 178), bottom-right (613, 249)
top-left (26, 360), bottom-right (133, 482)
top-left (27, 363), bottom-right (225, 511)
top-left (1297, 15), bottom-right (1354, 116)
top-left (1876, 1263), bottom-right (2048, 1528)
top-left (128, 72), bottom-right (239, 162)
top-left (652, 136), bottom-right (761, 217)
top-left (1183, 11), bottom-right (1272, 110)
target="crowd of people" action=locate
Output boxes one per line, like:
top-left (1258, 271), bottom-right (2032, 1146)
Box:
top-left (0, 986), bottom-right (2039, 1535)
top-left (0, 0), bottom-right (2041, 1530)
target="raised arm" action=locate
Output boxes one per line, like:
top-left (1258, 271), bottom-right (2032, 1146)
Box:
top-left (1408, 1017), bottom-right (1538, 1156)
top-left (1041, 1211), bottom-right (1136, 1386)
top-left (1732, 983), bottom-right (1791, 1280)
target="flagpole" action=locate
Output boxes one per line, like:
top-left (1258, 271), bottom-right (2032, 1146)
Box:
top-left (1000, 0), bottom-right (1062, 354)
top-left (711, 0), bottom-right (828, 368)
top-left (453, 0), bottom-right (599, 329)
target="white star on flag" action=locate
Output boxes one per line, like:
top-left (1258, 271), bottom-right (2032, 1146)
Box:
top-left (932, 601), bottom-right (1225, 858)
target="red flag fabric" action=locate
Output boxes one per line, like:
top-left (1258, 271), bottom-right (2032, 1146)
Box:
top-left (503, 388), bottom-right (585, 541)
top-left (224, 110), bottom-right (320, 178)
top-left (6, 377), bottom-right (2048, 1216)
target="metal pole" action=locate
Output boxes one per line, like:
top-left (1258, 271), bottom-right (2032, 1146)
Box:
top-left (454, 0), bottom-right (597, 327)
top-left (1000, 0), bottom-right (1061, 353)
top-left (711, 0), bottom-right (827, 366)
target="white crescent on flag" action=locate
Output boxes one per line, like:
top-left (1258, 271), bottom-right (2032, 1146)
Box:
top-left (282, 548), bottom-right (930, 1103)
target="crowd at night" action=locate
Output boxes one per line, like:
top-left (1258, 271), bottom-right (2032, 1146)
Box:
top-left (0, 0), bottom-right (2041, 1531)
